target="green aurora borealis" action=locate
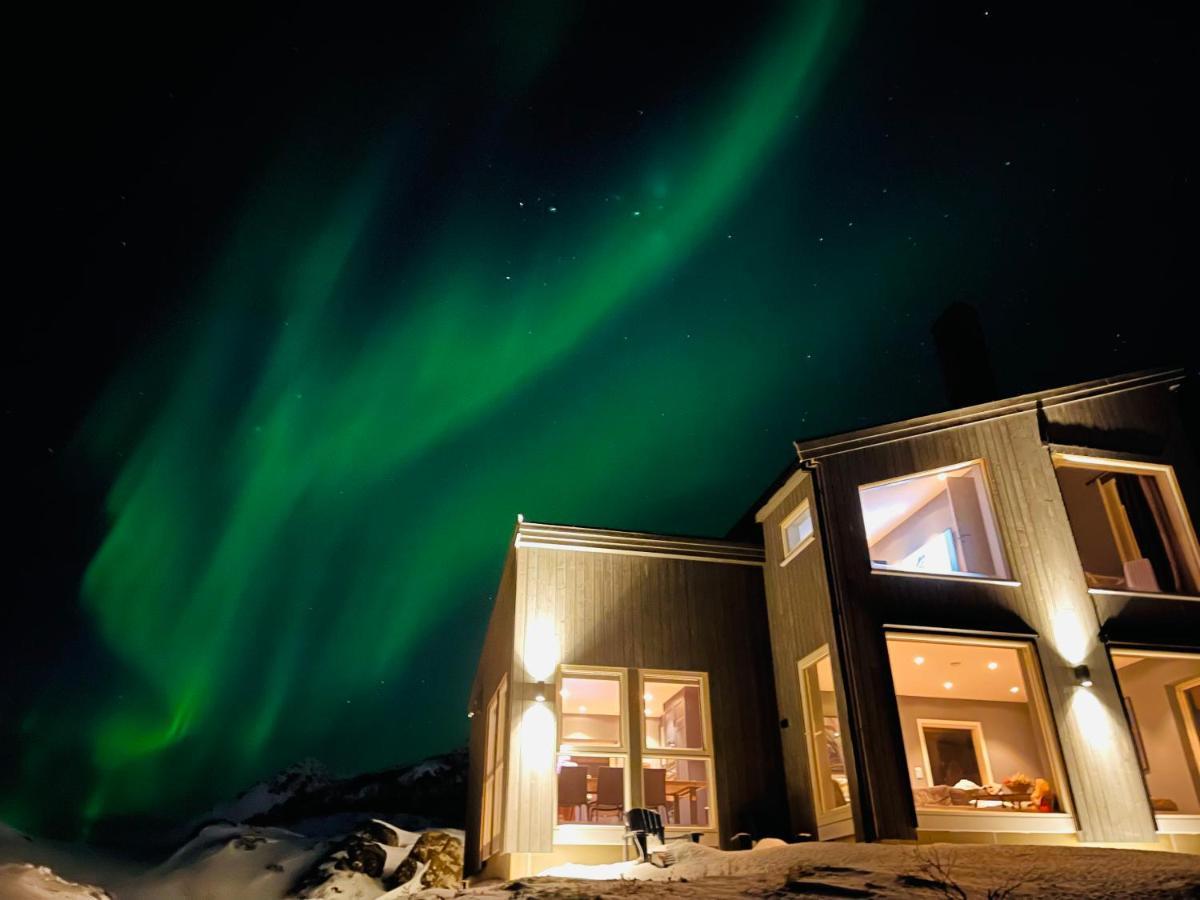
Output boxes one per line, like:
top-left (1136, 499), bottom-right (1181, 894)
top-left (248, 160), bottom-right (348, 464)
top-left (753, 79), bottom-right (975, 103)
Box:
top-left (7, 2), bottom-right (1191, 839)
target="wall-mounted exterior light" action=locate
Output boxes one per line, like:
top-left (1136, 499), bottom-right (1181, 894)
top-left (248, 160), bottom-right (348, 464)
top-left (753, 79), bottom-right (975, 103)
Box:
top-left (1073, 664), bottom-right (1093, 688)
top-left (534, 682), bottom-right (547, 703)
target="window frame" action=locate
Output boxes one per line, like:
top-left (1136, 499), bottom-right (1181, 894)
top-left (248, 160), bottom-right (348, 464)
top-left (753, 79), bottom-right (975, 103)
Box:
top-left (797, 645), bottom-right (853, 836)
top-left (480, 674), bottom-right (508, 860)
top-left (556, 664), bottom-right (629, 755)
top-left (638, 668), bottom-right (719, 835)
top-left (1110, 648), bottom-right (1200, 834)
top-left (780, 499), bottom-right (816, 567)
top-left (916, 718), bottom-right (994, 788)
top-left (553, 665), bottom-right (630, 840)
top-left (885, 630), bottom-right (1076, 831)
top-left (857, 458), bottom-right (1016, 585)
top-left (1053, 453), bottom-right (1200, 600)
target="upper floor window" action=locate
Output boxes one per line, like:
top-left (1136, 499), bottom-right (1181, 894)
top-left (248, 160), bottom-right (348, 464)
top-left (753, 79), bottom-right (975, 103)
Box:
top-left (1054, 454), bottom-right (1200, 597)
top-left (858, 460), bottom-right (1009, 580)
top-left (780, 499), bottom-right (815, 564)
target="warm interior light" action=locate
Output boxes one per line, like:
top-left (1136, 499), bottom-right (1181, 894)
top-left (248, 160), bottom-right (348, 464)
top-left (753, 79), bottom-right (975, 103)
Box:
top-left (1009, 686), bottom-right (1020, 694)
top-left (560, 688), bottom-right (570, 698)
top-left (578, 705), bottom-right (587, 713)
top-left (913, 656), bottom-right (925, 665)
top-left (643, 692), bottom-right (653, 702)
top-left (936, 472), bottom-right (949, 481)
top-left (644, 707), bottom-right (652, 716)
top-left (942, 681), bottom-right (953, 690)
top-left (987, 661), bottom-right (998, 670)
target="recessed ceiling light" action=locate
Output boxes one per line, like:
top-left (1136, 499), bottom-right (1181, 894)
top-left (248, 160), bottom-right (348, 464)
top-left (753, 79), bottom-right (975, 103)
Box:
top-left (560, 688), bottom-right (570, 697)
top-left (937, 472), bottom-right (949, 481)
top-left (579, 705), bottom-right (587, 714)
top-left (987, 661), bottom-right (999, 670)
top-left (644, 707), bottom-right (653, 716)
top-left (943, 681), bottom-right (954, 690)
top-left (644, 693), bottom-right (653, 702)
top-left (914, 656), bottom-right (925, 665)
top-left (1009, 686), bottom-right (1020, 694)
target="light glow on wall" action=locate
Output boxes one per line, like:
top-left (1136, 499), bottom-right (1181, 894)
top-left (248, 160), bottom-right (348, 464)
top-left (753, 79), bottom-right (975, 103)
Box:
top-left (517, 703), bottom-right (556, 772)
top-left (1050, 607), bottom-right (1091, 667)
top-left (522, 616), bottom-right (561, 682)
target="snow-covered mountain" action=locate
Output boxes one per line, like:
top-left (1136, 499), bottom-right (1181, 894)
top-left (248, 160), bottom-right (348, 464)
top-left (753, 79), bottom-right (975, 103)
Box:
top-left (0, 750), bottom-right (468, 900)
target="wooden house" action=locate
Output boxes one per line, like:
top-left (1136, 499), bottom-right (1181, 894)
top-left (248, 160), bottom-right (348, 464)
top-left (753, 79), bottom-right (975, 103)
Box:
top-left (467, 367), bottom-right (1200, 877)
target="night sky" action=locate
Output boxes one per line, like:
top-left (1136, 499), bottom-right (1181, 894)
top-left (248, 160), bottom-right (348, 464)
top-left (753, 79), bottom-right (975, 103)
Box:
top-left (6, 2), bottom-right (1195, 841)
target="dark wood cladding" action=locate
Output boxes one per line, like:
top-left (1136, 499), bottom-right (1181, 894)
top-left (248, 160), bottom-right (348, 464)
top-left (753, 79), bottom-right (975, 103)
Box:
top-left (1041, 380), bottom-right (1200, 647)
top-left (758, 473), bottom-right (868, 840)
top-left (465, 546), bottom-right (517, 873)
top-left (809, 396), bottom-right (1167, 843)
top-left (513, 544), bottom-right (788, 850)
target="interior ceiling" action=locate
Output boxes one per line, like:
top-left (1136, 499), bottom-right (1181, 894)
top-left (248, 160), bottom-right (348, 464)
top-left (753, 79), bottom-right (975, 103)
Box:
top-left (560, 676), bottom-right (622, 716)
top-left (859, 467), bottom-right (974, 547)
top-left (558, 677), bottom-right (690, 717)
top-left (887, 639), bottom-right (1027, 703)
top-left (1112, 655), bottom-right (1145, 671)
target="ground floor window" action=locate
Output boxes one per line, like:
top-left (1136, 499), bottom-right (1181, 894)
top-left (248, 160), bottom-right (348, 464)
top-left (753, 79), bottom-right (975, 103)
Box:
top-left (798, 646), bottom-right (851, 826)
top-left (640, 671), bottom-right (716, 832)
top-left (480, 675), bottom-right (508, 859)
top-left (885, 633), bottom-right (1068, 818)
top-left (1111, 650), bottom-right (1200, 818)
top-left (554, 666), bottom-right (717, 835)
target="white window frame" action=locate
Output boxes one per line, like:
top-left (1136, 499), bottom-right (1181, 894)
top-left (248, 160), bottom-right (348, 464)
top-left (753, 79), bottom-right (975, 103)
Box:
top-left (780, 499), bottom-right (816, 566)
top-left (917, 718), bottom-right (994, 788)
top-left (798, 646), bottom-right (853, 840)
top-left (858, 459), bottom-right (1017, 586)
top-left (480, 674), bottom-right (508, 860)
top-left (638, 668), bottom-right (719, 836)
top-left (1053, 453), bottom-right (1200, 600)
top-left (886, 631), bottom-right (1076, 834)
top-left (1111, 648), bottom-right (1200, 835)
top-left (554, 665), bottom-right (630, 844)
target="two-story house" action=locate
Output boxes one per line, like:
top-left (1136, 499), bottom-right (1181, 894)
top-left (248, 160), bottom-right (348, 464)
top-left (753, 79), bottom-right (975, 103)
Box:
top-left (466, 367), bottom-right (1200, 879)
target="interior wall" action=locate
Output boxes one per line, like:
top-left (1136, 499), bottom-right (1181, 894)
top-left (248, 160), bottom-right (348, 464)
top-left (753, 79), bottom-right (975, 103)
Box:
top-left (895, 695), bottom-right (1050, 789)
top-left (1115, 656), bottom-right (1200, 814)
top-left (870, 491), bottom-right (952, 564)
top-left (1056, 467), bottom-right (1124, 579)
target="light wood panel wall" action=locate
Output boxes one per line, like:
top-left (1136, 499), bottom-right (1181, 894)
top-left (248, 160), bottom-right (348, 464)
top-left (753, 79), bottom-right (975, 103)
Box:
top-left (504, 537), bottom-right (788, 853)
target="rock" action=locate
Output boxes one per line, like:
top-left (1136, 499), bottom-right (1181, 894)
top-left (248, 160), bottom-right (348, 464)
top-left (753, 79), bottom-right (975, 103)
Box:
top-left (386, 831), bottom-right (463, 890)
top-left (359, 819), bottom-right (402, 846)
top-left (345, 839), bottom-right (387, 878)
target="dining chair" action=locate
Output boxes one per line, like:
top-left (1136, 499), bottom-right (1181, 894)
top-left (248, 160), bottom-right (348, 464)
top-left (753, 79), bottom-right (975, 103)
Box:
top-left (589, 766), bottom-right (625, 823)
top-left (642, 766), bottom-right (671, 823)
top-left (557, 766), bottom-right (589, 823)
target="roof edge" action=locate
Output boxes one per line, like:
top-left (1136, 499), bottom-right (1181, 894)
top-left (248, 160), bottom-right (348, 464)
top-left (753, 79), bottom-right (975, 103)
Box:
top-left (514, 518), bottom-right (764, 566)
top-left (794, 366), bottom-right (1185, 462)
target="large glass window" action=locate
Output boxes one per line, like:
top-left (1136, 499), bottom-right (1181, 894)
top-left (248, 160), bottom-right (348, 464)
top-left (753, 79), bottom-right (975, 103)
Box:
top-left (1111, 651), bottom-right (1200, 817)
top-left (556, 668), bottom-right (627, 827)
top-left (480, 675), bottom-right (508, 859)
top-left (640, 672), bottom-right (716, 832)
top-left (559, 673), bottom-right (624, 747)
top-left (555, 668), bottom-right (717, 833)
top-left (858, 460), bottom-right (1009, 580)
top-left (885, 634), bottom-right (1068, 817)
top-left (799, 648), bottom-right (850, 819)
top-left (1054, 455), bottom-right (1200, 596)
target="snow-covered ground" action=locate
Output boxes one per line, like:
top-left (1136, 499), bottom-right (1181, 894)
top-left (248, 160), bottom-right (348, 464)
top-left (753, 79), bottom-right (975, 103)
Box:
top-left (464, 839), bottom-right (1200, 899)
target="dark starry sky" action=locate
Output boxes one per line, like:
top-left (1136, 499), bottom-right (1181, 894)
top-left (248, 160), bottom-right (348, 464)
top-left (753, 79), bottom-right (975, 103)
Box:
top-left (4, 1), bottom-right (1195, 840)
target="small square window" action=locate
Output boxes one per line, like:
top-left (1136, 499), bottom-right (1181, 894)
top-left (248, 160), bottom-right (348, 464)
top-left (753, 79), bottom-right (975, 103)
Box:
top-left (858, 460), bottom-right (1008, 580)
top-left (781, 500), bottom-right (815, 562)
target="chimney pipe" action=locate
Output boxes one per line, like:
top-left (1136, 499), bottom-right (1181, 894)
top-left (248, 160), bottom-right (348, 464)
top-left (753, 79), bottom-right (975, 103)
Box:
top-left (932, 302), bottom-right (998, 408)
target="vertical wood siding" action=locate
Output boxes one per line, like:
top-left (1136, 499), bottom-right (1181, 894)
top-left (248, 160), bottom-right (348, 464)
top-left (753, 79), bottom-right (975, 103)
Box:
top-left (465, 547), bottom-right (517, 873)
top-left (758, 473), bottom-right (867, 840)
top-left (506, 546), bottom-right (788, 853)
top-left (814, 397), bottom-right (1170, 842)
